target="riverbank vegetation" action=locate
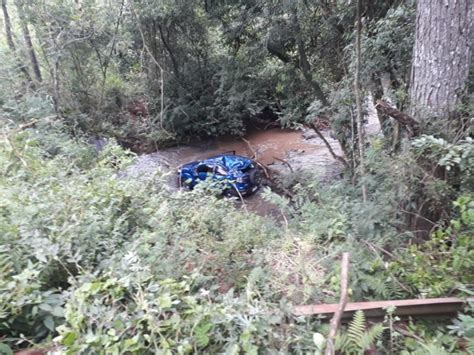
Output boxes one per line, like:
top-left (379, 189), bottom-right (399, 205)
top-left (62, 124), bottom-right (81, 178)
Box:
top-left (1, 0), bottom-right (473, 353)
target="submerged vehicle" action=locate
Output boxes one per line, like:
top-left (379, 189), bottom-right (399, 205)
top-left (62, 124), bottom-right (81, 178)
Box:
top-left (177, 153), bottom-right (262, 196)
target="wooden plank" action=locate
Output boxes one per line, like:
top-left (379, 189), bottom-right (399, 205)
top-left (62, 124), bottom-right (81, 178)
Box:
top-left (294, 297), bottom-right (473, 319)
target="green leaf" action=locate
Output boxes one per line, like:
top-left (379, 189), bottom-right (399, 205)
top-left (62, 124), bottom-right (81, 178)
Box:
top-left (39, 303), bottom-right (53, 312)
top-left (158, 294), bottom-right (173, 309)
top-left (0, 343), bottom-right (13, 355)
top-left (195, 322), bottom-right (212, 348)
top-left (62, 332), bottom-right (77, 346)
top-left (43, 315), bottom-right (55, 331)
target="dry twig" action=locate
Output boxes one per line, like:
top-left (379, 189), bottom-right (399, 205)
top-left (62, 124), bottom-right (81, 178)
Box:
top-left (309, 122), bottom-right (348, 168)
top-left (325, 252), bottom-right (350, 355)
top-left (241, 137), bottom-right (257, 160)
top-left (273, 156), bottom-right (294, 173)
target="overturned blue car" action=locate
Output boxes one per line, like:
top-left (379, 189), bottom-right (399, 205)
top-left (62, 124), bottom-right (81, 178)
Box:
top-left (177, 153), bottom-right (262, 196)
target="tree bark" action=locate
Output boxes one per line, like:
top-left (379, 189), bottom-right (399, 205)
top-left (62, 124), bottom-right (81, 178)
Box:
top-left (297, 39), bottom-right (330, 107)
top-left (293, 6), bottom-right (330, 107)
top-left (1, 0), bottom-right (32, 82)
top-left (15, 0), bottom-right (42, 82)
top-left (355, 0), bottom-right (367, 202)
top-left (409, 0), bottom-right (473, 120)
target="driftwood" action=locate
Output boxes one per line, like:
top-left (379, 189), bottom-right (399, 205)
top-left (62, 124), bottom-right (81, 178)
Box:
top-left (309, 123), bottom-right (349, 168)
top-left (18, 119), bottom-right (38, 130)
top-left (374, 100), bottom-right (420, 136)
top-left (325, 252), bottom-right (350, 355)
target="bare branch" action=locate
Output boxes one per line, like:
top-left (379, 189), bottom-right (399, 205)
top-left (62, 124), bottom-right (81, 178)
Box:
top-left (325, 252), bottom-right (350, 355)
top-left (273, 156), bottom-right (294, 173)
top-left (309, 123), bottom-right (348, 168)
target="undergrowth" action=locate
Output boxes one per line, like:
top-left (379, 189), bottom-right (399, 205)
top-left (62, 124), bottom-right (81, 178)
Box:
top-left (0, 121), bottom-right (473, 353)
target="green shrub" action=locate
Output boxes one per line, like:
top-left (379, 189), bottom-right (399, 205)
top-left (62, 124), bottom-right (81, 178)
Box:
top-left (391, 195), bottom-right (474, 297)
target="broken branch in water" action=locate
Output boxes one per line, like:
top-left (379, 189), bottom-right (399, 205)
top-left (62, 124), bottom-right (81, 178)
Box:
top-left (273, 156), bottom-right (294, 173)
top-left (241, 137), bottom-right (257, 160)
top-left (241, 137), bottom-right (295, 198)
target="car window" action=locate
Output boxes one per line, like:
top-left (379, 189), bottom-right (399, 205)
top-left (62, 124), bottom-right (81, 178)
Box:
top-left (196, 164), bottom-right (213, 173)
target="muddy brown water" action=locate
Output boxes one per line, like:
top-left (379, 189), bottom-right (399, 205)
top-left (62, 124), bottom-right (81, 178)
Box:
top-left (125, 128), bottom-right (343, 216)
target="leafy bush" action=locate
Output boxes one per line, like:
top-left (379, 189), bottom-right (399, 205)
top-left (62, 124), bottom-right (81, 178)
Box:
top-left (0, 125), bottom-right (281, 348)
top-left (1, 122), bottom-right (473, 353)
top-left (391, 195), bottom-right (474, 297)
top-left (56, 272), bottom-right (309, 354)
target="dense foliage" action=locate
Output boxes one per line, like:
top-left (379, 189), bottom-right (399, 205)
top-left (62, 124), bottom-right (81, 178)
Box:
top-left (1, 0), bottom-right (473, 353)
top-left (0, 0), bottom-right (421, 150)
top-left (1, 119), bottom-right (472, 353)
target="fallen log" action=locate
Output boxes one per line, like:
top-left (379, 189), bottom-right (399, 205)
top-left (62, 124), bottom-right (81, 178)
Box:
top-left (374, 100), bottom-right (420, 136)
top-left (294, 297), bottom-right (473, 320)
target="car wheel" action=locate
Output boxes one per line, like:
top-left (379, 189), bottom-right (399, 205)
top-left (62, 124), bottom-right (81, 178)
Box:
top-left (223, 188), bottom-right (238, 197)
top-left (249, 169), bottom-right (262, 185)
top-left (179, 178), bottom-right (193, 190)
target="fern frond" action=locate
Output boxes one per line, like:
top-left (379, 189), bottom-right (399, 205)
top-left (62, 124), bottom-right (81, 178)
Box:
top-left (348, 310), bottom-right (366, 341)
top-left (340, 311), bottom-right (385, 355)
top-left (359, 323), bottom-right (384, 351)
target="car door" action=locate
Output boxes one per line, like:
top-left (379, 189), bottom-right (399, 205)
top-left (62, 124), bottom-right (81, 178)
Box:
top-left (196, 163), bottom-right (213, 181)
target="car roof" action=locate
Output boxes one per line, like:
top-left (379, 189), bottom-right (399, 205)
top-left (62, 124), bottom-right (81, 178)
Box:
top-left (181, 154), bottom-right (253, 170)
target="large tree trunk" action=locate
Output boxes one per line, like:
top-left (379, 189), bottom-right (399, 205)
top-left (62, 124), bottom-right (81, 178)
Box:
top-left (1, 0), bottom-right (32, 82)
top-left (15, 0), bottom-right (42, 82)
top-left (409, 0), bottom-right (473, 120)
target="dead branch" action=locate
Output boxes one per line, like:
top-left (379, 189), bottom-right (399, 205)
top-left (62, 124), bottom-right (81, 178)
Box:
top-left (254, 160), bottom-right (271, 180)
top-left (362, 240), bottom-right (411, 294)
top-left (241, 137), bottom-right (257, 160)
top-left (230, 182), bottom-right (249, 214)
top-left (325, 252), bottom-right (350, 355)
top-left (374, 100), bottom-right (420, 136)
top-left (240, 137), bottom-right (273, 180)
top-left (393, 325), bottom-right (425, 343)
top-left (361, 240), bottom-right (396, 259)
top-left (309, 123), bottom-right (349, 168)
top-left (278, 185), bottom-right (295, 198)
top-left (18, 119), bottom-right (38, 130)
top-left (273, 156), bottom-right (294, 173)
top-left (240, 137), bottom-right (295, 198)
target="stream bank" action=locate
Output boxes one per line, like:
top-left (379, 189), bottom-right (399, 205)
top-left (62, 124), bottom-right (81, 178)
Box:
top-left (124, 127), bottom-right (344, 216)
